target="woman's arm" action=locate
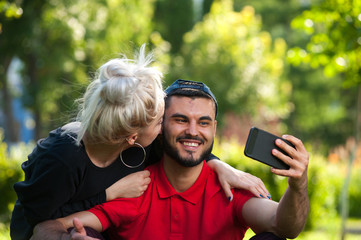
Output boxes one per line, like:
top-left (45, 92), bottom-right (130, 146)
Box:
top-left (15, 156), bottom-right (80, 226)
top-left (207, 158), bottom-right (269, 201)
top-left (32, 212), bottom-right (102, 240)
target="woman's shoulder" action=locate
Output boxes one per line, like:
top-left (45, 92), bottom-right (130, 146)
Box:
top-left (29, 124), bottom-right (85, 166)
top-left (44, 125), bottom-right (80, 150)
top-left (61, 122), bottom-right (81, 134)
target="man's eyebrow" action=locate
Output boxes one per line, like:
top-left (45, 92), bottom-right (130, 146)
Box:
top-left (200, 116), bottom-right (213, 121)
top-left (170, 113), bottom-right (188, 119)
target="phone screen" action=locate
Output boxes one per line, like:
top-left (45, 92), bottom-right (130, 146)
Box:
top-left (244, 127), bottom-right (292, 169)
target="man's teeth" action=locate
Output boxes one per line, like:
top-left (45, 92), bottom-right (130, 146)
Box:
top-left (183, 142), bottom-right (199, 147)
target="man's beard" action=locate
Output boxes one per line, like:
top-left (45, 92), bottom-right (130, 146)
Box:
top-left (162, 129), bottom-right (213, 167)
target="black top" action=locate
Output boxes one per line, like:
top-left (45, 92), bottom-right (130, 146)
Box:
top-left (10, 128), bottom-right (218, 240)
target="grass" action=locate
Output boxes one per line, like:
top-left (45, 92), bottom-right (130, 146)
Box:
top-left (243, 217), bottom-right (361, 240)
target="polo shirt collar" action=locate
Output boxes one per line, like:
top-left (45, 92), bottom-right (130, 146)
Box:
top-left (156, 159), bottom-right (211, 205)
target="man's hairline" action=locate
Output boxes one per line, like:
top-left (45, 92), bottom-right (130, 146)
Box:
top-left (164, 94), bottom-right (217, 118)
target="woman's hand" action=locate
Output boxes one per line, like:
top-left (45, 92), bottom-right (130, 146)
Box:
top-left (106, 170), bottom-right (151, 201)
top-left (207, 160), bottom-right (270, 201)
top-left (69, 218), bottom-right (99, 240)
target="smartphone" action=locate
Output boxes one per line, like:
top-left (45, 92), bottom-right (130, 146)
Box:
top-left (244, 127), bottom-right (293, 169)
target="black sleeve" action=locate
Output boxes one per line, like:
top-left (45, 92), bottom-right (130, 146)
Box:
top-left (14, 153), bottom-right (82, 226)
top-left (54, 191), bottom-right (106, 218)
top-left (207, 153), bottom-right (220, 161)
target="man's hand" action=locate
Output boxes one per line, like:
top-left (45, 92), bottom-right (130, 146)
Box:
top-left (207, 160), bottom-right (270, 201)
top-left (69, 218), bottom-right (99, 240)
top-left (270, 135), bottom-right (309, 191)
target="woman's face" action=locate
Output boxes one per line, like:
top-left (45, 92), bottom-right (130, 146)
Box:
top-left (136, 110), bottom-right (164, 147)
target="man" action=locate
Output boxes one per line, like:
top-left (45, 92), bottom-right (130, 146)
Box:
top-left (33, 79), bottom-right (309, 240)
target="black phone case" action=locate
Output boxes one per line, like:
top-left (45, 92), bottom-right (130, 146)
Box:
top-left (244, 127), bottom-right (292, 170)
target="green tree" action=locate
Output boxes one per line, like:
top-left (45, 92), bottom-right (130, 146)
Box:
top-left (167, 0), bottom-right (291, 133)
top-left (0, 0), bottom-right (23, 142)
top-left (153, 0), bottom-right (194, 53)
top-left (289, 0), bottom-right (361, 86)
top-left (288, 0), bottom-right (361, 238)
top-left (0, 0), bottom-right (159, 141)
top-left (232, 0), bottom-right (353, 153)
top-left (0, 0), bottom-right (85, 140)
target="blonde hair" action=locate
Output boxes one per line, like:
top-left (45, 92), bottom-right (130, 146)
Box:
top-left (75, 45), bottom-right (164, 145)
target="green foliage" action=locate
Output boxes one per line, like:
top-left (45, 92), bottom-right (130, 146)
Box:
top-left (0, 130), bottom-right (33, 224)
top-left (288, 0), bottom-right (361, 87)
top-left (0, 225), bottom-right (10, 240)
top-left (0, 0), bottom-right (159, 140)
top-left (153, 0), bottom-right (194, 53)
top-left (77, 0), bottom-right (157, 66)
top-left (167, 0), bottom-right (292, 127)
top-left (212, 137), bottom-right (360, 230)
top-left (0, 0), bottom-right (22, 19)
top-left (286, 67), bottom-right (355, 154)
top-left (284, 0), bottom-right (361, 153)
top-left (348, 169), bottom-right (361, 217)
top-left (306, 154), bottom-right (343, 229)
top-left (234, 0), bottom-right (317, 39)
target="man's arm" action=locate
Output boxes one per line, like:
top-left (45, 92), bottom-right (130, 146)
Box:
top-left (242, 135), bottom-right (309, 239)
top-left (32, 211), bottom-right (102, 240)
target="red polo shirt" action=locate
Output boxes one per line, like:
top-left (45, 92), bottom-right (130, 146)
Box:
top-left (88, 160), bottom-right (254, 240)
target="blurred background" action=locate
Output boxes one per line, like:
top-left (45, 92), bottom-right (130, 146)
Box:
top-left (0, 0), bottom-right (360, 239)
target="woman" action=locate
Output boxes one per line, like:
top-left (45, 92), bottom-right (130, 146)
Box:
top-left (10, 45), bottom-right (268, 240)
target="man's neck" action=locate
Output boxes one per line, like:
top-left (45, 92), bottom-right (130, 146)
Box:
top-left (162, 156), bottom-right (204, 193)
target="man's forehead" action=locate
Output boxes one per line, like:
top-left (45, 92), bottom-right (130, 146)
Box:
top-left (166, 96), bottom-right (216, 117)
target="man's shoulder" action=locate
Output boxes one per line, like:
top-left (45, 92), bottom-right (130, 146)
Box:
top-left (204, 162), bottom-right (254, 200)
top-left (232, 188), bottom-right (254, 206)
top-left (203, 161), bottom-right (221, 184)
top-left (145, 161), bottom-right (160, 175)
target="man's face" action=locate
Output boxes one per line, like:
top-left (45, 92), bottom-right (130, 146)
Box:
top-left (162, 96), bottom-right (217, 167)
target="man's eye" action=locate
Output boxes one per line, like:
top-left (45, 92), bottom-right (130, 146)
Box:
top-left (200, 121), bottom-right (209, 126)
top-left (175, 118), bottom-right (186, 123)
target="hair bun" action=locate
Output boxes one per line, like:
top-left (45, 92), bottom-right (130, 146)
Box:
top-left (98, 59), bottom-right (139, 105)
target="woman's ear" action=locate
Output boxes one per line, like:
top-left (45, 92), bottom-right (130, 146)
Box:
top-left (126, 134), bottom-right (138, 145)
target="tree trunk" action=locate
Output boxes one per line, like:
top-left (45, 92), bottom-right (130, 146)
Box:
top-left (26, 53), bottom-right (42, 140)
top-left (340, 84), bottom-right (361, 239)
top-left (0, 56), bottom-right (20, 142)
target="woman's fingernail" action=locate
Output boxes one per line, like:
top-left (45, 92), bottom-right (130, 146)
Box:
top-left (267, 193), bottom-right (272, 199)
top-left (260, 194), bottom-right (264, 198)
top-left (228, 196), bottom-right (232, 202)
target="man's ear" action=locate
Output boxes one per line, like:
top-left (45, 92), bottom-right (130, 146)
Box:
top-left (126, 134), bottom-right (138, 145)
top-left (214, 120), bottom-right (217, 136)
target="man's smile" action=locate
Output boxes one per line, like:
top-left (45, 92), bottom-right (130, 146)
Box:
top-left (182, 141), bottom-right (199, 147)
top-left (177, 136), bottom-right (204, 151)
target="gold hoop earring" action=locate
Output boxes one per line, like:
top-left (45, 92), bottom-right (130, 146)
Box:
top-left (120, 143), bottom-right (146, 168)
